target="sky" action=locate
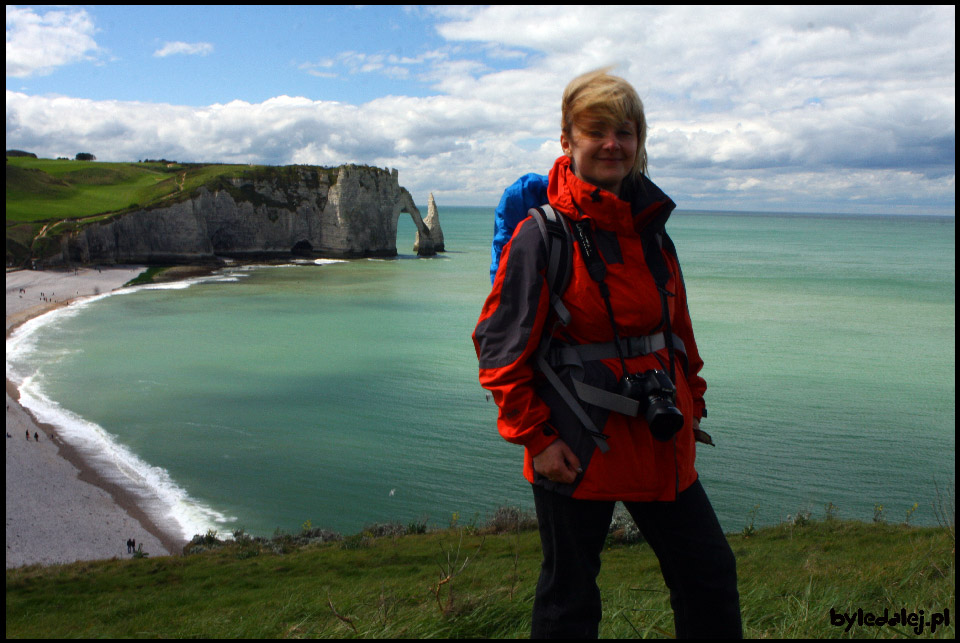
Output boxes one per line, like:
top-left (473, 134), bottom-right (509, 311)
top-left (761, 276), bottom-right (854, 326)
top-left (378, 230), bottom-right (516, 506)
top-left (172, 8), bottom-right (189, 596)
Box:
top-left (5, 5), bottom-right (956, 214)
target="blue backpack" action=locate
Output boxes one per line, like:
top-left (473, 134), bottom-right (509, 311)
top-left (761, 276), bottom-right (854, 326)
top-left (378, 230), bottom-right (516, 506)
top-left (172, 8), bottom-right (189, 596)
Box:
top-left (489, 173), bottom-right (549, 283)
top-left (490, 172), bottom-right (575, 333)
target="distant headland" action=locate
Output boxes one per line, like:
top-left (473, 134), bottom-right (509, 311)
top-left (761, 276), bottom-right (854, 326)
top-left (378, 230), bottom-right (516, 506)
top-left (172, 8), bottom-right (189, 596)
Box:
top-left (6, 153), bottom-right (444, 267)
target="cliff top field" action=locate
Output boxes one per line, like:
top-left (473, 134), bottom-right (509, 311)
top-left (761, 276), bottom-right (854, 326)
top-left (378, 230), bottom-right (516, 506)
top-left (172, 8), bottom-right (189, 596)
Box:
top-left (5, 155), bottom-right (352, 222)
top-left (6, 156), bottom-right (278, 266)
top-left (5, 154), bottom-right (391, 267)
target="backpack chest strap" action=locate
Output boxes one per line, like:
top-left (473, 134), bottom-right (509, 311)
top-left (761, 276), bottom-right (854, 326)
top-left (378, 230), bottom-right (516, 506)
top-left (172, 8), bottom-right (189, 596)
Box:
top-left (546, 332), bottom-right (687, 369)
top-left (541, 332), bottom-right (689, 421)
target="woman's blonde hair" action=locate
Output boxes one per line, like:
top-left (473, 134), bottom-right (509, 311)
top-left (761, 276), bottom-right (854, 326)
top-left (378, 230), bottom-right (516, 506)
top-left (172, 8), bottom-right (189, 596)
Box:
top-left (561, 67), bottom-right (648, 179)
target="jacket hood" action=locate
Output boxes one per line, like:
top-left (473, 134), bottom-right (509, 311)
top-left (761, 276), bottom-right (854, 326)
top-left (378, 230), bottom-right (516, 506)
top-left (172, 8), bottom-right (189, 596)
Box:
top-left (547, 155), bottom-right (676, 234)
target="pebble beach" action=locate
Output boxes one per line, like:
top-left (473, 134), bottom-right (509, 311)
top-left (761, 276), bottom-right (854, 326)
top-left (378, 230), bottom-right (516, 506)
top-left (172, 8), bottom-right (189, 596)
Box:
top-left (5, 267), bottom-right (188, 568)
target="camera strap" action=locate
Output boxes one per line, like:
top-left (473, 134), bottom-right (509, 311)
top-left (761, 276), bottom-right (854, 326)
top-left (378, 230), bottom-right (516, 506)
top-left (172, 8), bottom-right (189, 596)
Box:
top-left (570, 215), bottom-right (632, 378)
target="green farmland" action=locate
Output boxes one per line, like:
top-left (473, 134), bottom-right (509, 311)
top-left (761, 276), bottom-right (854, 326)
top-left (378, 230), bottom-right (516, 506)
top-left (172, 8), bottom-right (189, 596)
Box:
top-left (5, 154), bottom-right (332, 266)
top-left (5, 156), bottom-right (247, 222)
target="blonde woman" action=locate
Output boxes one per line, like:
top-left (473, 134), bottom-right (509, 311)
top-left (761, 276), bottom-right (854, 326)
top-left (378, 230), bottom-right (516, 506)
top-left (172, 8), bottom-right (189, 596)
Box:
top-left (474, 69), bottom-right (741, 638)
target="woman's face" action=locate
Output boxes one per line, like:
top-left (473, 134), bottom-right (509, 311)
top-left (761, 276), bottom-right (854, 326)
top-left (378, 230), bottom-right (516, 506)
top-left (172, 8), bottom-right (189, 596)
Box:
top-left (561, 112), bottom-right (638, 196)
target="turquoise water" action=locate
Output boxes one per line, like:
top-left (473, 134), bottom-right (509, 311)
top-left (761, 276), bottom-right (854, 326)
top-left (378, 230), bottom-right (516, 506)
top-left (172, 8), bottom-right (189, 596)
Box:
top-left (6, 209), bottom-right (955, 538)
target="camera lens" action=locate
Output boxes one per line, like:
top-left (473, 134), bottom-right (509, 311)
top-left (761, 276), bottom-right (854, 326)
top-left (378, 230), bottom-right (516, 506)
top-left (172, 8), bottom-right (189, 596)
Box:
top-left (644, 370), bottom-right (683, 441)
top-left (647, 403), bottom-right (684, 441)
top-left (618, 369), bottom-right (685, 441)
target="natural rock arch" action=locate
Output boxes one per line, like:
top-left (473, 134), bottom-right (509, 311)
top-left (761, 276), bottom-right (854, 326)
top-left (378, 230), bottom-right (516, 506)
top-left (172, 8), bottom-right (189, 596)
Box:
top-left (397, 188), bottom-right (437, 256)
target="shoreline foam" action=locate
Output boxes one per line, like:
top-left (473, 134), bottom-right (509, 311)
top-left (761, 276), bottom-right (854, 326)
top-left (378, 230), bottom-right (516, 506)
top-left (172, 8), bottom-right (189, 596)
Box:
top-left (6, 266), bottom-right (192, 568)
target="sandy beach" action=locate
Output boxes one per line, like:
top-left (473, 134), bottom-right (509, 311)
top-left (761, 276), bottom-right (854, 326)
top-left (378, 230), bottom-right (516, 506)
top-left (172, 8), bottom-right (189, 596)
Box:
top-left (6, 266), bottom-right (189, 568)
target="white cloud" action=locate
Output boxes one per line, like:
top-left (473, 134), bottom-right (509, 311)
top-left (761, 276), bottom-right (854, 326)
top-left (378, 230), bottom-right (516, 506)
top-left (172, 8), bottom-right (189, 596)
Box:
top-left (153, 41), bottom-right (214, 58)
top-left (4, 6), bottom-right (955, 212)
top-left (4, 88), bottom-right (547, 204)
top-left (307, 49), bottom-right (448, 80)
top-left (5, 6), bottom-right (100, 77)
top-left (427, 5), bottom-right (955, 199)
top-left (299, 59), bottom-right (337, 78)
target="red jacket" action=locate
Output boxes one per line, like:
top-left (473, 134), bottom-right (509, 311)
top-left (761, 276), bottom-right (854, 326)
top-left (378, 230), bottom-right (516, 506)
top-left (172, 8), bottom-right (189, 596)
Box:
top-left (473, 156), bottom-right (707, 501)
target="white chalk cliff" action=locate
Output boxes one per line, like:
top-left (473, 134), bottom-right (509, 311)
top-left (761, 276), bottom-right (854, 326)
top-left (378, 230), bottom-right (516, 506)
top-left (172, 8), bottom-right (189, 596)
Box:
top-left (62, 165), bottom-right (443, 265)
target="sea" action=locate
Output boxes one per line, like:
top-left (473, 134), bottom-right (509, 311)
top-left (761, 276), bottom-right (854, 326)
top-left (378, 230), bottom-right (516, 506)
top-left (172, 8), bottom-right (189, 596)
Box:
top-left (6, 207), bottom-right (956, 540)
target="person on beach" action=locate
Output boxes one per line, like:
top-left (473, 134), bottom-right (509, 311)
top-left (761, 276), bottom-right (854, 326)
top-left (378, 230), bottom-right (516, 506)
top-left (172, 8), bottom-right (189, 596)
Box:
top-left (473, 68), bottom-right (741, 638)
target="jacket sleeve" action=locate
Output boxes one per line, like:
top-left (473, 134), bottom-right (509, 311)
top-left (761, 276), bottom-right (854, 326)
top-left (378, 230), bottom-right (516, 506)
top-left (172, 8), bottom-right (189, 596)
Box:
top-left (664, 249), bottom-right (708, 420)
top-left (474, 217), bottom-right (557, 457)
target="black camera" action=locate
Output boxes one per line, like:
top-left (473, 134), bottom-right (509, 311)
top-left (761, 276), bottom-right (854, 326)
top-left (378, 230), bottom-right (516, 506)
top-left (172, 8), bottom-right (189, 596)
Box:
top-left (619, 370), bottom-right (685, 441)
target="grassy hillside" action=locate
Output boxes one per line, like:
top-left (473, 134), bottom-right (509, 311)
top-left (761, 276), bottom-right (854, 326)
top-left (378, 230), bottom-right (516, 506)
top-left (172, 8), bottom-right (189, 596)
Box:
top-left (5, 156), bottom-right (245, 266)
top-left (11, 158), bottom-right (185, 221)
top-left (5, 517), bottom-right (954, 639)
top-left (4, 157), bottom-right (266, 222)
top-left (5, 155), bottom-right (343, 267)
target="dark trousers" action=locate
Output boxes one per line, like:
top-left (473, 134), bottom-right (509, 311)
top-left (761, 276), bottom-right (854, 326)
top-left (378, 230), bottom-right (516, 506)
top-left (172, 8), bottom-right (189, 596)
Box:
top-left (531, 479), bottom-right (742, 639)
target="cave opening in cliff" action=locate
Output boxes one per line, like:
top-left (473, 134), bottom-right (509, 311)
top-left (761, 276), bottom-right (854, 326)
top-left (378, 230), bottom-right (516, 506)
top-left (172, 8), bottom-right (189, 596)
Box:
top-left (291, 240), bottom-right (313, 256)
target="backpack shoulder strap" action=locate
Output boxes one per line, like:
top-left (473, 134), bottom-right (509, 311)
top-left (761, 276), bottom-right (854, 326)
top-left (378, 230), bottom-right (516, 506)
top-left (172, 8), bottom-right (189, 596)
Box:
top-left (528, 204), bottom-right (572, 327)
top-left (529, 204), bottom-right (611, 453)
top-left (641, 228), bottom-right (671, 290)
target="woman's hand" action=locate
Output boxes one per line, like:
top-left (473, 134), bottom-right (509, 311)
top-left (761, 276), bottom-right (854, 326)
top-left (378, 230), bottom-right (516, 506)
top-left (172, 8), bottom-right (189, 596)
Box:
top-left (533, 440), bottom-right (582, 484)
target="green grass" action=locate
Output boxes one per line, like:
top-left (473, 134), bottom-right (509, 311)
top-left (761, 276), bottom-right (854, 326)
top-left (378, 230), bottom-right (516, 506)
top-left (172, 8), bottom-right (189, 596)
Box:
top-left (5, 155), bottom-right (351, 266)
top-left (7, 159), bottom-right (166, 221)
top-left (5, 156), bottom-right (345, 225)
top-left (5, 157), bottom-right (246, 223)
top-left (5, 518), bottom-right (954, 638)
top-left (6, 157), bottom-right (211, 266)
